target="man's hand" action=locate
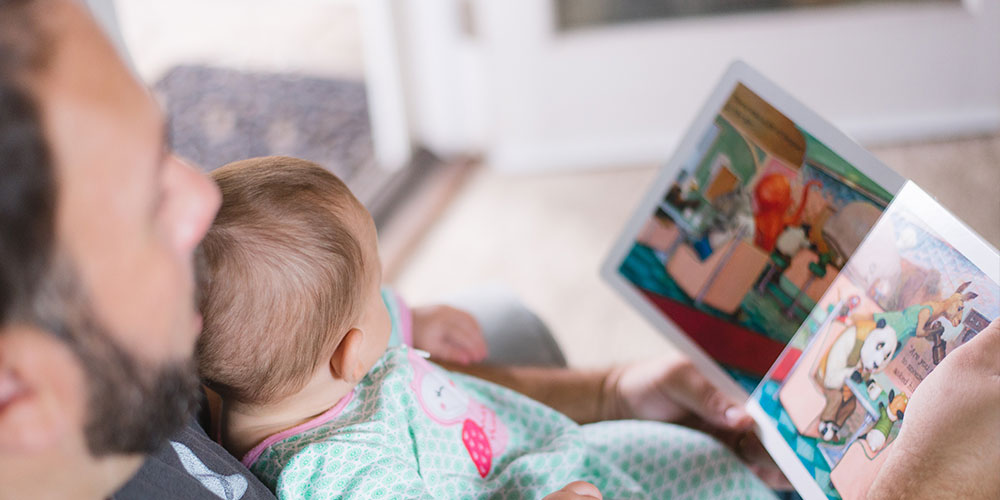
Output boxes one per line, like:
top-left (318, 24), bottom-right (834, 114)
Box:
top-left (603, 352), bottom-right (790, 489)
top-left (868, 318), bottom-right (1000, 499)
top-left (542, 481), bottom-right (602, 500)
top-left (411, 305), bottom-right (488, 365)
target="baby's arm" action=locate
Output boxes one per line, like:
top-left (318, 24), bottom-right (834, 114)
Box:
top-left (382, 288), bottom-right (487, 363)
top-left (411, 304), bottom-right (488, 365)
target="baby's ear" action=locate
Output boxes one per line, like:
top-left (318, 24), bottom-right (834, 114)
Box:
top-left (329, 328), bottom-right (366, 383)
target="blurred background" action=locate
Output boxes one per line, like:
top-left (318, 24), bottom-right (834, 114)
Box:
top-left (92, 0), bottom-right (998, 367)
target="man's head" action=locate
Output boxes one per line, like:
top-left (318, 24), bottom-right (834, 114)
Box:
top-left (0, 0), bottom-right (220, 497)
top-left (199, 156), bottom-right (389, 409)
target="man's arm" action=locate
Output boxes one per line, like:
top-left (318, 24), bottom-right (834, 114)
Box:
top-left (441, 350), bottom-right (748, 428)
top-left (439, 362), bottom-right (611, 424)
top-left (442, 350), bottom-right (791, 489)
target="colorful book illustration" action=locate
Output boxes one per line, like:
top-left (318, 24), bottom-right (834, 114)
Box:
top-left (602, 62), bottom-right (999, 500)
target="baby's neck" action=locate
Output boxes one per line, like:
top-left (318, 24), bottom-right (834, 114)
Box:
top-left (221, 375), bottom-right (357, 460)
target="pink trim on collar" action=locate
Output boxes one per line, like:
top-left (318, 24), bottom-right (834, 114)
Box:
top-left (240, 390), bottom-right (356, 469)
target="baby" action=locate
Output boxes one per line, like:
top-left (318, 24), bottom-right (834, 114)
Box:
top-left (198, 156), bottom-right (773, 499)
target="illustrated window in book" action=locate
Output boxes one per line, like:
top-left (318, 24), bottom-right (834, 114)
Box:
top-left (601, 62), bottom-right (999, 500)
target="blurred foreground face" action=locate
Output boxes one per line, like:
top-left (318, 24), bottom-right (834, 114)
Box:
top-left (41, 0), bottom-right (222, 382)
top-left (0, 0), bottom-right (219, 496)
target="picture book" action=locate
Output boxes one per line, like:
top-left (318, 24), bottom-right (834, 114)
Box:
top-left (601, 61), bottom-right (999, 499)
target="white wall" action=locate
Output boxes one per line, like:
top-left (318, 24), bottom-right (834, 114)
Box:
top-left (400, 0), bottom-right (1000, 172)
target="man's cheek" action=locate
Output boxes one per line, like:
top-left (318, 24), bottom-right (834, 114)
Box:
top-left (125, 258), bottom-right (196, 361)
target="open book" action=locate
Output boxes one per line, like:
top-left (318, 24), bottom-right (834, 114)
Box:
top-left (601, 61), bottom-right (999, 500)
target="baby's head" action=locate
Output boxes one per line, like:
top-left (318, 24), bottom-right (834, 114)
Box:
top-left (197, 156), bottom-right (391, 407)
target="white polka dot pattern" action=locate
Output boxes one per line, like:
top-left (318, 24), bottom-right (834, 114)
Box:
top-left (250, 348), bottom-right (777, 499)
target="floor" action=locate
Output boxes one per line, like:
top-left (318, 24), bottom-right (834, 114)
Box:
top-left (390, 134), bottom-right (1000, 368)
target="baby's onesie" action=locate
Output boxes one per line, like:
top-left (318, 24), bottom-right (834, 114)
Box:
top-left (244, 290), bottom-right (775, 499)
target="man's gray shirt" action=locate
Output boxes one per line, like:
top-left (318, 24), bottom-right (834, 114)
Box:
top-left (112, 417), bottom-right (275, 500)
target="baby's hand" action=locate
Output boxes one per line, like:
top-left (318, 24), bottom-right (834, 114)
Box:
top-left (411, 305), bottom-right (487, 365)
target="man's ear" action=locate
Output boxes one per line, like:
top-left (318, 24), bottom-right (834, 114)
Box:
top-left (0, 326), bottom-right (77, 453)
top-left (328, 328), bottom-right (366, 383)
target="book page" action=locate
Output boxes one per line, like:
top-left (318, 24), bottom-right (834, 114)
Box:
top-left (748, 181), bottom-right (1000, 500)
top-left (603, 62), bottom-right (902, 398)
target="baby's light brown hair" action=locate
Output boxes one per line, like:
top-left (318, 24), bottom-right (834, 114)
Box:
top-left (197, 156), bottom-right (370, 406)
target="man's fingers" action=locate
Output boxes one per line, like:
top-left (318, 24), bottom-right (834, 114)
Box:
top-left (542, 481), bottom-right (603, 500)
top-left (666, 363), bottom-right (752, 431)
top-left (739, 433), bottom-right (792, 490)
top-left (681, 418), bottom-right (792, 490)
top-left (749, 464), bottom-right (793, 490)
top-left (718, 399), bottom-right (753, 429)
top-left (943, 318), bottom-right (1000, 374)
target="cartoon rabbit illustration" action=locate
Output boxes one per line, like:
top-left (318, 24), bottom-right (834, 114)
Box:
top-left (408, 350), bottom-right (508, 478)
top-left (863, 281), bottom-right (977, 364)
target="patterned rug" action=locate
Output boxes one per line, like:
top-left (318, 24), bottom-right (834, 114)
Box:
top-left (154, 65), bottom-right (390, 205)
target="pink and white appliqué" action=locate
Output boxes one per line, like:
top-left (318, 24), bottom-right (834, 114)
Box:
top-left (408, 350), bottom-right (508, 478)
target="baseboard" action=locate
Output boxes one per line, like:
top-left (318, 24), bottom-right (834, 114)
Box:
top-left (487, 107), bottom-right (1000, 173)
top-left (375, 150), bottom-right (477, 282)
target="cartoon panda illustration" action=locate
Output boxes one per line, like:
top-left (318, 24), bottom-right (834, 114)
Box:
top-left (815, 318), bottom-right (901, 442)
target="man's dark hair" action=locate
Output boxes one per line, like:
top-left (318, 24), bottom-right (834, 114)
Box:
top-left (0, 0), bottom-right (55, 327)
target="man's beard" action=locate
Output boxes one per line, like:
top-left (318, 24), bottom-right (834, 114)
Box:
top-left (29, 253), bottom-right (203, 456)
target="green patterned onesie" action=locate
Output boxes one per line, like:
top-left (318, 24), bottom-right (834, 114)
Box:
top-left (243, 291), bottom-right (775, 499)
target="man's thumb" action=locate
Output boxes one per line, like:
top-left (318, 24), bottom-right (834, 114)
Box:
top-left (673, 364), bottom-right (753, 431)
